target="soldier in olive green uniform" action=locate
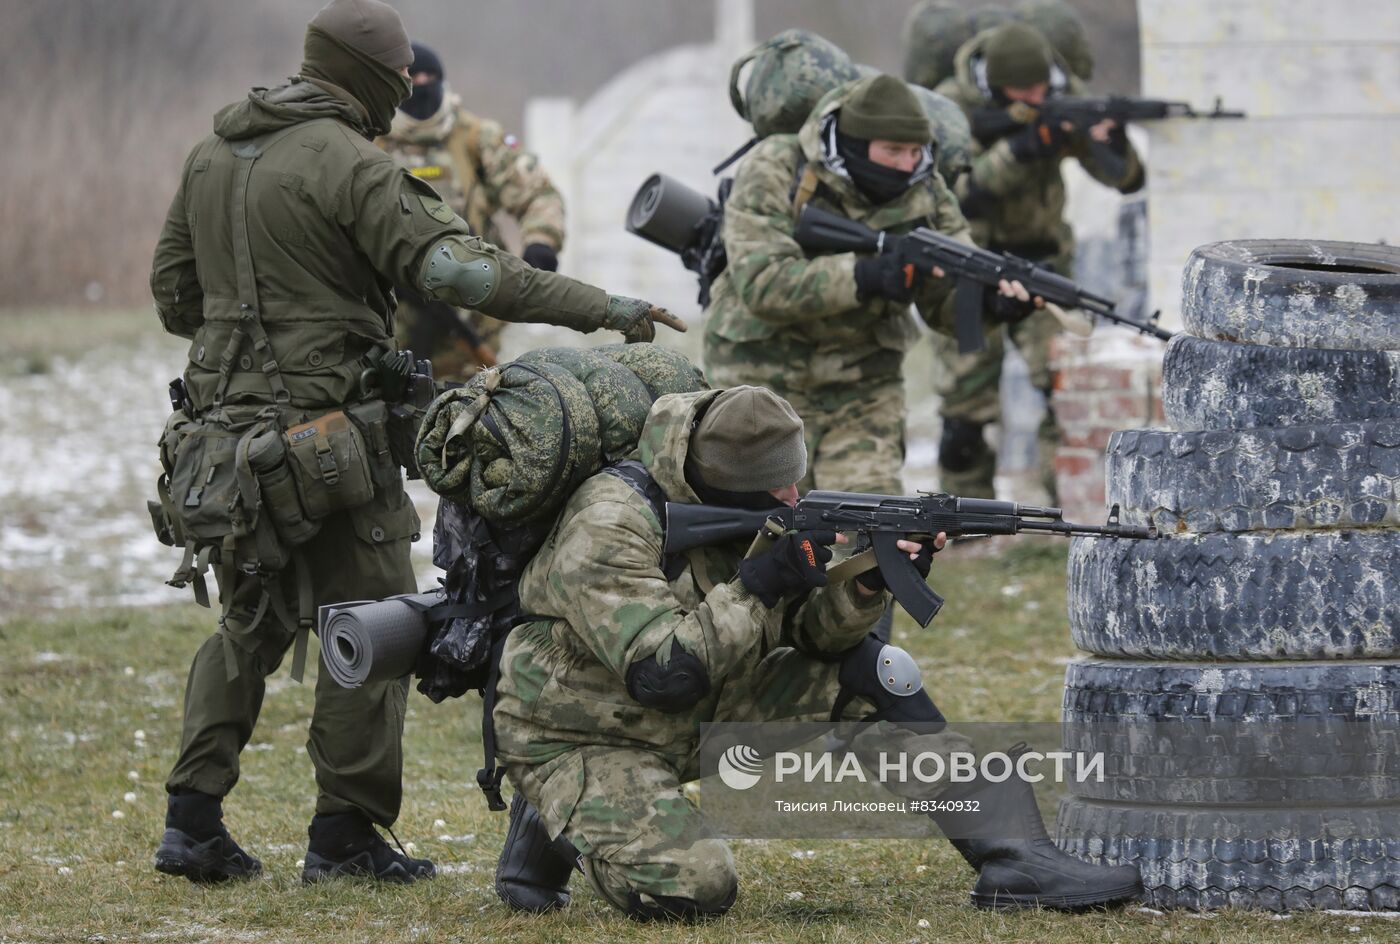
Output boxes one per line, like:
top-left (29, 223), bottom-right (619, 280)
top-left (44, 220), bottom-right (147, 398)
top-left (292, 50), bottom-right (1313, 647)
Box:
top-left (702, 74), bottom-right (976, 499)
top-left (490, 386), bottom-right (1140, 917)
top-left (379, 42), bottom-right (567, 378)
top-left (149, 0), bottom-right (680, 886)
top-left (933, 22), bottom-right (1143, 500)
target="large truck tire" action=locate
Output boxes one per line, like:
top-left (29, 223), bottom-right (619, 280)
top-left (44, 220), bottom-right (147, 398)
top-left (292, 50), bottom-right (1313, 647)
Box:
top-left (1182, 239), bottom-right (1400, 352)
top-left (1061, 659), bottom-right (1400, 805)
top-left (1104, 422), bottom-right (1400, 534)
top-left (1056, 797), bottom-right (1400, 911)
top-left (1162, 334), bottom-right (1400, 431)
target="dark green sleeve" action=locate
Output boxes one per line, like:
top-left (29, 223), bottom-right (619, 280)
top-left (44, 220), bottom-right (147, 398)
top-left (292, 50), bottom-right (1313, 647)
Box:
top-left (345, 155), bottom-right (610, 332)
top-left (150, 149), bottom-right (205, 339)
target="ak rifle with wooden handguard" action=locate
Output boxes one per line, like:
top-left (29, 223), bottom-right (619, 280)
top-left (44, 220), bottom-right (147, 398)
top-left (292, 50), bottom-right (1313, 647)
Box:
top-left (664, 490), bottom-right (1156, 628)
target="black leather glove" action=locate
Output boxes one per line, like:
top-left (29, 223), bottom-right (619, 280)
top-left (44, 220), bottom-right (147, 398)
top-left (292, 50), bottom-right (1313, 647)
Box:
top-left (739, 529), bottom-right (838, 608)
top-left (856, 541), bottom-right (935, 594)
top-left (521, 242), bottom-right (559, 271)
top-left (854, 249), bottom-right (920, 304)
top-left (1006, 120), bottom-right (1067, 163)
top-left (990, 291), bottom-right (1037, 325)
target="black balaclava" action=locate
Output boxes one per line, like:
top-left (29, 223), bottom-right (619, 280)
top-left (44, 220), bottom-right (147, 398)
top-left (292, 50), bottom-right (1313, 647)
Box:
top-left (836, 131), bottom-right (918, 205)
top-left (401, 41), bottom-right (445, 120)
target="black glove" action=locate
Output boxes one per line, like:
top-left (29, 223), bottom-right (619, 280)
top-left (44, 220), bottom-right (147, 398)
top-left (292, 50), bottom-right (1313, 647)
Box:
top-left (990, 291), bottom-right (1037, 325)
top-left (1006, 120), bottom-right (1067, 163)
top-left (854, 249), bottom-right (921, 303)
top-left (856, 541), bottom-right (935, 594)
top-left (739, 529), bottom-right (838, 608)
top-left (521, 243), bottom-right (559, 271)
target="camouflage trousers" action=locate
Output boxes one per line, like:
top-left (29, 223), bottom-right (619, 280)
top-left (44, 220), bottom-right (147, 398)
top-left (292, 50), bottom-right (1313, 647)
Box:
top-left (704, 335), bottom-right (906, 495)
top-left (937, 309), bottom-right (1062, 500)
top-left (505, 645), bottom-right (969, 916)
top-left (395, 296), bottom-right (505, 382)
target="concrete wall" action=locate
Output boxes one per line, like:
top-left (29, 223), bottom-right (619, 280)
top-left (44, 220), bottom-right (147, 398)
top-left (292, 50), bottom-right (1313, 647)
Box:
top-left (1138, 0), bottom-right (1400, 328)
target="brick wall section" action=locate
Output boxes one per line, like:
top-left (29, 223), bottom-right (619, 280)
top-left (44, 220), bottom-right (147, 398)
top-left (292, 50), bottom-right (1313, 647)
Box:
top-left (1051, 334), bottom-right (1164, 522)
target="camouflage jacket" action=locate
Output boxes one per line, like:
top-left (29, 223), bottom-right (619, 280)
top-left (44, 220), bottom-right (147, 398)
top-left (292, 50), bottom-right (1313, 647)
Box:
top-left (151, 81), bottom-right (606, 413)
top-left (703, 80), bottom-right (972, 380)
top-left (936, 32), bottom-right (1144, 269)
top-left (378, 89), bottom-right (565, 251)
top-left (493, 389), bottom-right (889, 769)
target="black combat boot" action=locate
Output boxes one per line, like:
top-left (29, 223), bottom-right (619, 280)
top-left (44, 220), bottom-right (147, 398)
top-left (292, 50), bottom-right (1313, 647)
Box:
top-left (302, 811), bottom-right (435, 884)
top-left (495, 792), bottom-right (579, 912)
top-left (154, 790), bottom-right (262, 883)
top-left (933, 771), bottom-right (1141, 910)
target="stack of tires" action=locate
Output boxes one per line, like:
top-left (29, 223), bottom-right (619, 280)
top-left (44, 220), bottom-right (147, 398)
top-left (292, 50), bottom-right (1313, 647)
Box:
top-left (1055, 239), bottom-right (1400, 910)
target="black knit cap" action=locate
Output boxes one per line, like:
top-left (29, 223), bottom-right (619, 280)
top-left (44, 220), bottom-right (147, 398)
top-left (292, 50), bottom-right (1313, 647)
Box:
top-left (410, 41), bottom-right (443, 79)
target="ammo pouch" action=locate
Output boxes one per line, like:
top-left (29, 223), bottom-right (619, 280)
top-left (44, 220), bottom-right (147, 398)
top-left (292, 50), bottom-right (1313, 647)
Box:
top-left (150, 405), bottom-right (382, 683)
top-left (286, 410), bottom-right (376, 519)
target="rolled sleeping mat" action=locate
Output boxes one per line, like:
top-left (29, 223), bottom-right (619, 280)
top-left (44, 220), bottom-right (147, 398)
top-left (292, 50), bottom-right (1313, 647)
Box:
top-left (625, 173), bottom-right (716, 254)
top-left (318, 591), bottom-right (442, 688)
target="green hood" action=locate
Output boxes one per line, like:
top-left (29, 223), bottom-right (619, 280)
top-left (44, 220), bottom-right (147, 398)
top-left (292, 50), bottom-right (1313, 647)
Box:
top-left (636, 389), bottom-right (727, 503)
top-left (213, 80), bottom-right (368, 141)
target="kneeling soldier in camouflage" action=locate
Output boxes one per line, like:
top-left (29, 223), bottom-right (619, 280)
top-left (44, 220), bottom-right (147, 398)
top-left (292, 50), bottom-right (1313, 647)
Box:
top-left (490, 386), bottom-right (1140, 917)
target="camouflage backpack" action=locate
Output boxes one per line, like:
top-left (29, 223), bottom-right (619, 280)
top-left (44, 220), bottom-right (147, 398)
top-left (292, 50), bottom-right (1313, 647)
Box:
top-left (717, 29), bottom-right (861, 173)
top-left (902, 1), bottom-right (1013, 91)
top-left (1015, 0), bottom-right (1094, 80)
top-left (411, 343), bottom-right (707, 701)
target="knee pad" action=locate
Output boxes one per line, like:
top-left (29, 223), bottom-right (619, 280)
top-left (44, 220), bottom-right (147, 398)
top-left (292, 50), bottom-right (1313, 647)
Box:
top-left (832, 633), bottom-right (945, 728)
top-left (626, 649), bottom-right (711, 713)
top-left (939, 419), bottom-right (989, 474)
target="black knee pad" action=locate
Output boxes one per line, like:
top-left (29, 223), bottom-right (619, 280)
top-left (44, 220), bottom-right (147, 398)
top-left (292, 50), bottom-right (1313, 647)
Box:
top-left (939, 419), bottom-right (989, 474)
top-left (833, 633), bottom-right (945, 728)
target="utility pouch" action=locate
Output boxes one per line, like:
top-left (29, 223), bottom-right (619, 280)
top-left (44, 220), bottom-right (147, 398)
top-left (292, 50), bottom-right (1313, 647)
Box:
top-left (286, 410), bottom-right (375, 519)
top-left (149, 410), bottom-right (195, 548)
top-left (345, 399), bottom-right (399, 492)
top-left (244, 423), bottom-right (321, 546)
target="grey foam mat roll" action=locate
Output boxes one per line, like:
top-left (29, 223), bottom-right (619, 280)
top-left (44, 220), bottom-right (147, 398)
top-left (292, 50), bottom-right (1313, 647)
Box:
top-left (318, 591), bottom-right (439, 688)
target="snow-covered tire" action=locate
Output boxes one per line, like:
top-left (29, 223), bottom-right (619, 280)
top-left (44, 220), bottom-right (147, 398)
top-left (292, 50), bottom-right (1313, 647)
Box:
top-left (1182, 239), bottom-right (1400, 352)
top-left (1105, 423), bottom-right (1400, 534)
top-left (1056, 797), bottom-right (1400, 911)
top-left (1061, 659), bottom-right (1400, 805)
top-left (1068, 530), bottom-right (1400, 660)
top-left (1162, 334), bottom-right (1400, 431)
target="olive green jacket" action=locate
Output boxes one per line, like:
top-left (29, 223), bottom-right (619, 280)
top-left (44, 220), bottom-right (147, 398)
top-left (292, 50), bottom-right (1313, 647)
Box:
top-left (703, 81), bottom-right (972, 380)
top-left (936, 33), bottom-right (1144, 269)
top-left (151, 80), bottom-right (606, 412)
top-left (493, 389), bottom-right (888, 769)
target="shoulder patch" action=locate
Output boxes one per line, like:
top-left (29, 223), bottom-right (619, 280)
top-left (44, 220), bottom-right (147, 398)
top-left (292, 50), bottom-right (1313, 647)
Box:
top-left (418, 195), bottom-right (456, 224)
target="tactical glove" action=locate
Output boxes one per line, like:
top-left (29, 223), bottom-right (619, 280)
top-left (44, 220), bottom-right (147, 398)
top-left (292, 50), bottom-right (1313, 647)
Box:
top-left (1006, 121), bottom-right (1067, 163)
top-left (854, 249), bottom-right (921, 304)
top-left (521, 243), bottom-right (559, 272)
top-left (856, 541), bottom-right (935, 594)
top-left (603, 295), bottom-right (689, 343)
top-left (990, 291), bottom-right (1038, 325)
top-left (739, 529), bottom-right (838, 608)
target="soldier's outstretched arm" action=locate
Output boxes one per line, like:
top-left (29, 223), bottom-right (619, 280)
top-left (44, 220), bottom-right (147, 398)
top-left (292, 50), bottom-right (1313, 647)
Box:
top-left (539, 498), bottom-right (772, 713)
top-left (722, 141), bottom-right (861, 323)
top-left (150, 148), bottom-right (206, 339)
top-left (1071, 124), bottom-right (1145, 194)
top-left (347, 157), bottom-right (682, 341)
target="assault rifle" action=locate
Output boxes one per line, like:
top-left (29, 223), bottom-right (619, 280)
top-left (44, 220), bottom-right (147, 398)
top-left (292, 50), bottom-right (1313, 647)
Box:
top-left (794, 204), bottom-right (1173, 354)
top-left (664, 491), bottom-right (1155, 627)
top-left (970, 94), bottom-right (1244, 181)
